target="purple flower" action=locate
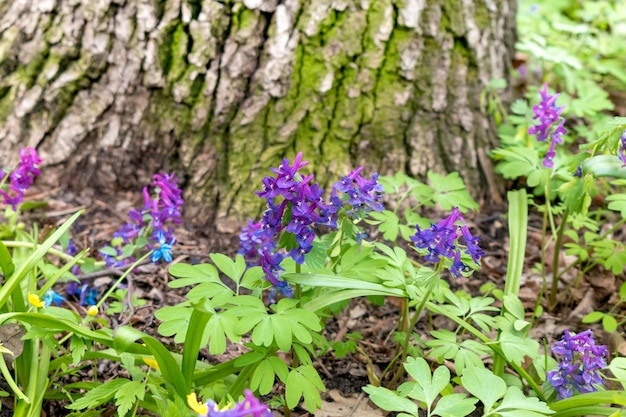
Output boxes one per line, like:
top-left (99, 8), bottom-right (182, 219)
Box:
top-left (547, 329), bottom-right (608, 399)
top-left (188, 389), bottom-right (272, 417)
top-left (330, 167), bottom-right (384, 218)
top-left (105, 172), bottom-right (182, 267)
top-left (410, 207), bottom-right (484, 278)
top-left (248, 152), bottom-right (335, 294)
top-left (618, 130), bottom-right (626, 167)
top-left (527, 84), bottom-right (567, 168)
top-left (0, 147), bottom-right (43, 210)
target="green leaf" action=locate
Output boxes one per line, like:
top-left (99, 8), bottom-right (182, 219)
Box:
top-left (285, 365), bottom-right (325, 412)
top-left (0, 241), bottom-right (15, 278)
top-left (205, 314), bottom-right (232, 354)
top-left (168, 263), bottom-right (221, 288)
top-left (431, 393), bottom-right (477, 417)
top-left (250, 359), bottom-right (276, 395)
top-left (368, 210), bottom-right (400, 241)
top-left (285, 369), bottom-right (304, 409)
top-left (400, 357), bottom-right (450, 410)
top-left (499, 331), bottom-right (539, 366)
top-left (270, 315), bottom-right (293, 352)
top-left (607, 357), bottom-right (626, 385)
top-left (362, 386), bottom-right (419, 416)
top-left (66, 378), bottom-right (131, 410)
top-left (502, 294), bottom-right (526, 320)
top-left (0, 211), bottom-right (82, 309)
top-left (461, 367), bottom-right (506, 413)
top-left (115, 380), bottom-right (145, 417)
top-left (602, 314), bottom-right (618, 332)
top-left (141, 333), bottom-right (189, 399)
top-left (70, 335), bottom-right (87, 365)
top-left (283, 272), bottom-right (404, 295)
top-left (268, 355), bottom-right (289, 382)
top-left (582, 311), bottom-right (604, 324)
top-left (210, 253), bottom-right (247, 285)
top-left (428, 172), bottom-right (478, 211)
top-left (251, 317), bottom-right (274, 347)
top-left (585, 155), bottom-right (626, 180)
top-left (99, 246), bottom-right (119, 257)
top-left (240, 266), bottom-right (265, 290)
top-left (493, 386), bottom-right (554, 416)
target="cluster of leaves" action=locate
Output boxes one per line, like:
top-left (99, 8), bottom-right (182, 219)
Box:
top-left (517, 0), bottom-right (626, 129)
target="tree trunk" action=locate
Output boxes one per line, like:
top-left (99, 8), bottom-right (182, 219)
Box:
top-left (0, 0), bottom-right (516, 226)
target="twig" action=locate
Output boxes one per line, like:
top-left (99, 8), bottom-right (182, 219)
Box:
top-left (73, 258), bottom-right (153, 280)
top-left (345, 392), bottom-right (365, 417)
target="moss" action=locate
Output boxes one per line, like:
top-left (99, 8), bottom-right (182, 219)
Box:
top-left (0, 85), bottom-right (15, 123)
top-left (21, 49), bottom-right (49, 89)
top-left (167, 23), bottom-right (189, 83)
top-left (236, 8), bottom-right (258, 32)
top-left (36, 53), bottom-right (62, 87)
top-left (441, 0), bottom-right (465, 36)
top-left (472, 2), bottom-right (491, 31)
top-left (157, 21), bottom-right (179, 76)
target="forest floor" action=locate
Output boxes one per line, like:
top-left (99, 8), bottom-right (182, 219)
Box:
top-left (20, 183), bottom-right (626, 417)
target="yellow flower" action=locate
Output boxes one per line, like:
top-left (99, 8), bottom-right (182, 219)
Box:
top-left (187, 392), bottom-right (208, 415)
top-left (28, 292), bottom-right (44, 308)
top-left (142, 356), bottom-right (159, 370)
top-left (87, 305), bottom-right (98, 317)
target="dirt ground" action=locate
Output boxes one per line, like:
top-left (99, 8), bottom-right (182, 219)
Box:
top-left (15, 183), bottom-right (626, 416)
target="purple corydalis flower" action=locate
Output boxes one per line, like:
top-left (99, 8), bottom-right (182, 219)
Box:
top-left (547, 329), bottom-right (608, 399)
top-left (410, 207), bottom-right (484, 278)
top-left (528, 84), bottom-right (567, 168)
top-left (0, 147), bottom-right (43, 210)
top-left (249, 152), bottom-right (333, 295)
top-left (618, 130), bottom-right (626, 167)
top-left (331, 166), bottom-right (384, 218)
top-left (107, 172), bottom-right (182, 266)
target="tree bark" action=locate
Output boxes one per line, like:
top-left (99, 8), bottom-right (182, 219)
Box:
top-left (0, 0), bottom-right (516, 226)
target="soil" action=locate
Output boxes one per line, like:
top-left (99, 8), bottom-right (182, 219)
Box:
top-left (8, 182), bottom-right (626, 417)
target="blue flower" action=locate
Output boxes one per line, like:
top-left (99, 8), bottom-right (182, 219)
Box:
top-left (151, 231), bottom-right (175, 263)
top-left (79, 284), bottom-right (99, 306)
top-left (43, 290), bottom-right (65, 307)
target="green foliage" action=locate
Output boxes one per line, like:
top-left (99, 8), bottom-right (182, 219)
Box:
top-left (461, 367), bottom-right (554, 417)
top-left (370, 172), bottom-right (478, 242)
top-left (365, 357), bottom-right (480, 417)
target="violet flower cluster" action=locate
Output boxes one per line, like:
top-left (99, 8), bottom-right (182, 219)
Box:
top-left (188, 389), bottom-right (272, 417)
top-left (0, 147), bottom-right (43, 211)
top-left (547, 329), bottom-right (608, 399)
top-left (101, 172), bottom-right (183, 266)
top-left (239, 153), bottom-right (385, 296)
top-left (239, 153), bottom-right (334, 296)
top-left (410, 207), bottom-right (484, 278)
top-left (527, 84), bottom-right (567, 168)
top-left (330, 166), bottom-right (384, 219)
